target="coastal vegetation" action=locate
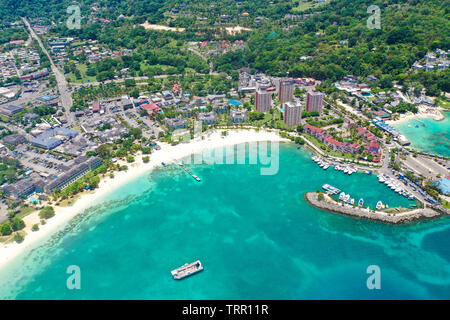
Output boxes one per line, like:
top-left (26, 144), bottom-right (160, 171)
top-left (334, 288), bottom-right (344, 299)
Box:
top-left (38, 206), bottom-right (55, 219)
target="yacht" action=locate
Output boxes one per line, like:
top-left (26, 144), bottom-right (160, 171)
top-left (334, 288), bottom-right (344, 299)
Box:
top-left (376, 201), bottom-right (383, 210)
top-left (378, 175), bottom-right (385, 183)
top-left (358, 198), bottom-right (364, 207)
top-left (344, 194), bottom-right (351, 202)
top-left (339, 192), bottom-right (346, 201)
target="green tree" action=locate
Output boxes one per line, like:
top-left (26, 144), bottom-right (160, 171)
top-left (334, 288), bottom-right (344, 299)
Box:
top-left (39, 206), bottom-right (55, 219)
top-left (1, 222), bottom-right (12, 236)
top-left (11, 217), bottom-right (25, 231)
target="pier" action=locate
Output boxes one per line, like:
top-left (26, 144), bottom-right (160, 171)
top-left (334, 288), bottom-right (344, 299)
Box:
top-left (305, 192), bottom-right (441, 224)
top-left (178, 163), bottom-right (201, 182)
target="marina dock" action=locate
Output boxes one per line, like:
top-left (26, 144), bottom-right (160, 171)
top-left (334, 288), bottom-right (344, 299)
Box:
top-left (178, 163), bottom-right (201, 182)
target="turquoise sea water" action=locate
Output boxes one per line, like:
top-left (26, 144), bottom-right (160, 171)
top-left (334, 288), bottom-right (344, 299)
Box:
top-left (393, 112), bottom-right (450, 157)
top-left (0, 143), bottom-right (450, 299)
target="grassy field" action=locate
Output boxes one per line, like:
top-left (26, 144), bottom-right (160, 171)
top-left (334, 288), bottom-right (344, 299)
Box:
top-left (68, 64), bottom-right (97, 84)
top-left (292, 0), bottom-right (330, 12)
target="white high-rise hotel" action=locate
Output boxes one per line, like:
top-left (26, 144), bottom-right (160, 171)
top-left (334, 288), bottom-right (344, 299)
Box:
top-left (306, 91), bottom-right (324, 113)
top-left (284, 101), bottom-right (302, 127)
top-left (279, 80), bottom-right (294, 103)
top-left (255, 89), bottom-right (272, 112)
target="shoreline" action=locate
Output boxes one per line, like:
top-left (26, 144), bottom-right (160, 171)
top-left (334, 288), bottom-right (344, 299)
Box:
top-left (0, 129), bottom-right (288, 271)
top-left (386, 107), bottom-right (446, 126)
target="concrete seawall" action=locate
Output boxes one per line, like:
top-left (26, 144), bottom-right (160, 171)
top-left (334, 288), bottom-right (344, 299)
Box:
top-left (304, 192), bottom-right (441, 224)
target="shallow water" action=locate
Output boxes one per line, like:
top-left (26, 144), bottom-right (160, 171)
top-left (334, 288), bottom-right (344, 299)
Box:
top-left (393, 112), bottom-right (450, 157)
top-left (0, 143), bottom-right (449, 299)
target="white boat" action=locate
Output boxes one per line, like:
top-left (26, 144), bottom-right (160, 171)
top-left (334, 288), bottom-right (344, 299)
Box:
top-left (358, 198), bottom-right (364, 207)
top-left (376, 201), bottom-right (383, 210)
top-left (344, 194), bottom-right (350, 202)
top-left (339, 192), bottom-right (345, 201)
top-left (378, 176), bottom-right (385, 183)
top-left (343, 167), bottom-right (349, 174)
top-left (323, 164), bottom-right (330, 170)
top-left (350, 198), bottom-right (355, 205)
top-left (171, 260), bottom-right (204, 280)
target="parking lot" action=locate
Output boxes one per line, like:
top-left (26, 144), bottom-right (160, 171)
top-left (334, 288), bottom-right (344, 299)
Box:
top-left (404, 154), bottom-right (448, 178)
top-left (13, 145), bottom-right (70, 176)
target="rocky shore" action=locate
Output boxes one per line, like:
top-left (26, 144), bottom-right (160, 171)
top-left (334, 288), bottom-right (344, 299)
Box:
top-left (305, 192), bottom-right (442, 224)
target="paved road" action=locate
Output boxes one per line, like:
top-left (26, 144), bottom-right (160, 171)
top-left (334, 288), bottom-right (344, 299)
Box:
top-left (22, 17), bottom-right (73, 121)
top-left (187, 47), bottom-right (218, 75)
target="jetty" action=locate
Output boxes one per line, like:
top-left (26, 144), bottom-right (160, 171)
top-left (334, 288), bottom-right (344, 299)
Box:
top-left (178, 163), bottom-right (201, 182)
top-left (305, 192), bottom-right (441, 224)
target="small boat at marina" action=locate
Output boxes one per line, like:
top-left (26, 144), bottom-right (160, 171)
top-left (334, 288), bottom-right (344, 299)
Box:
top-left (378, 175), bottom-right (385, 183)
top-left (171, 260), bottom-right (204, 280)
top-left (339, 192), bottom-right (346, 201)
top-left (322, 184), bottom-right (341, 194)
top-left (323, 164), bottom-right (330, 170)
top-left (376, 201), bottom-right (383, 210)
top-left (344, 194), bottom-right (350, 202)
top-left (343, 167), bottom-right (349, 174)
top-left (350, 198), bottom-right (355, 205)
top-left (358, 198), bottom-right (364, 207)
top-left (161, 162), bottom-right (167, 167)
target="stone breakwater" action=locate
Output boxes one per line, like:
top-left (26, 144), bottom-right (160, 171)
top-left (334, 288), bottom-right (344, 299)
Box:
top-left (304, 192), bottom-right (442, 224)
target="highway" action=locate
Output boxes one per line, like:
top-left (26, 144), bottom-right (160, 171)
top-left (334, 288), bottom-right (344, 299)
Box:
top-left (22, 17), bottom-right (74, 123)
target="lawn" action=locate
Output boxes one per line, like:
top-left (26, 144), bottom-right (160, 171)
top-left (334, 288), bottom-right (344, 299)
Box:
top-left (68, 64), bottom-right (97, 84)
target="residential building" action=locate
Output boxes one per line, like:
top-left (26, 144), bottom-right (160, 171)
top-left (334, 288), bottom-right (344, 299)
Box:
top-left (279, 80), bottom-right (294, 103)
top-left (284, 101), bottom-right (302, 127)
top-left (306, 91), bottom-right (324, 113)
top-left (165, 116), bottom-right (187, 129)
top-left (230, 109), bottom-right (248, 123)
top-left (31, 128), bottom-right (79, 150)
top-left (2, 133), bottom-right (26, 145)
top-left (121, 97), bottom-right (133, 110)
top-left (45, 157), bottom-right (102, 193)
top-left (2, 173), bottom-right (45, 200)
top-left (0, 104), bottom-right (23, 116)
top-left (198, 111), bottom-right (217, 125)
top-left (255, 89), bottom-right (272, 112)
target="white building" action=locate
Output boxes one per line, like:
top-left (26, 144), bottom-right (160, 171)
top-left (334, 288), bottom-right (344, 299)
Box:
top-left (284, 101), bottom-right (302, 127)
top-left (255, 89), bottom-right (272, 112)
top-left (306, 91), bottom-right (324, 113)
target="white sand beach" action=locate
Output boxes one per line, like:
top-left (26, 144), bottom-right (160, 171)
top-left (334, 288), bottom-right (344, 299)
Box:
top-left (386, 106), bottom-right (445, 125)
top-left (0, 129), bottom-right (287, 270)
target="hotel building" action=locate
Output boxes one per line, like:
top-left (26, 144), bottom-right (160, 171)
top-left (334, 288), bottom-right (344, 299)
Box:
top-left (279, 80), bottom-right (294, 103)
top-left (306, 91), bottom-right (324, 113)
top-left (255, 89), bottom-right (272, 112)
top-left (284, 101), bottom-right (302, 127)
